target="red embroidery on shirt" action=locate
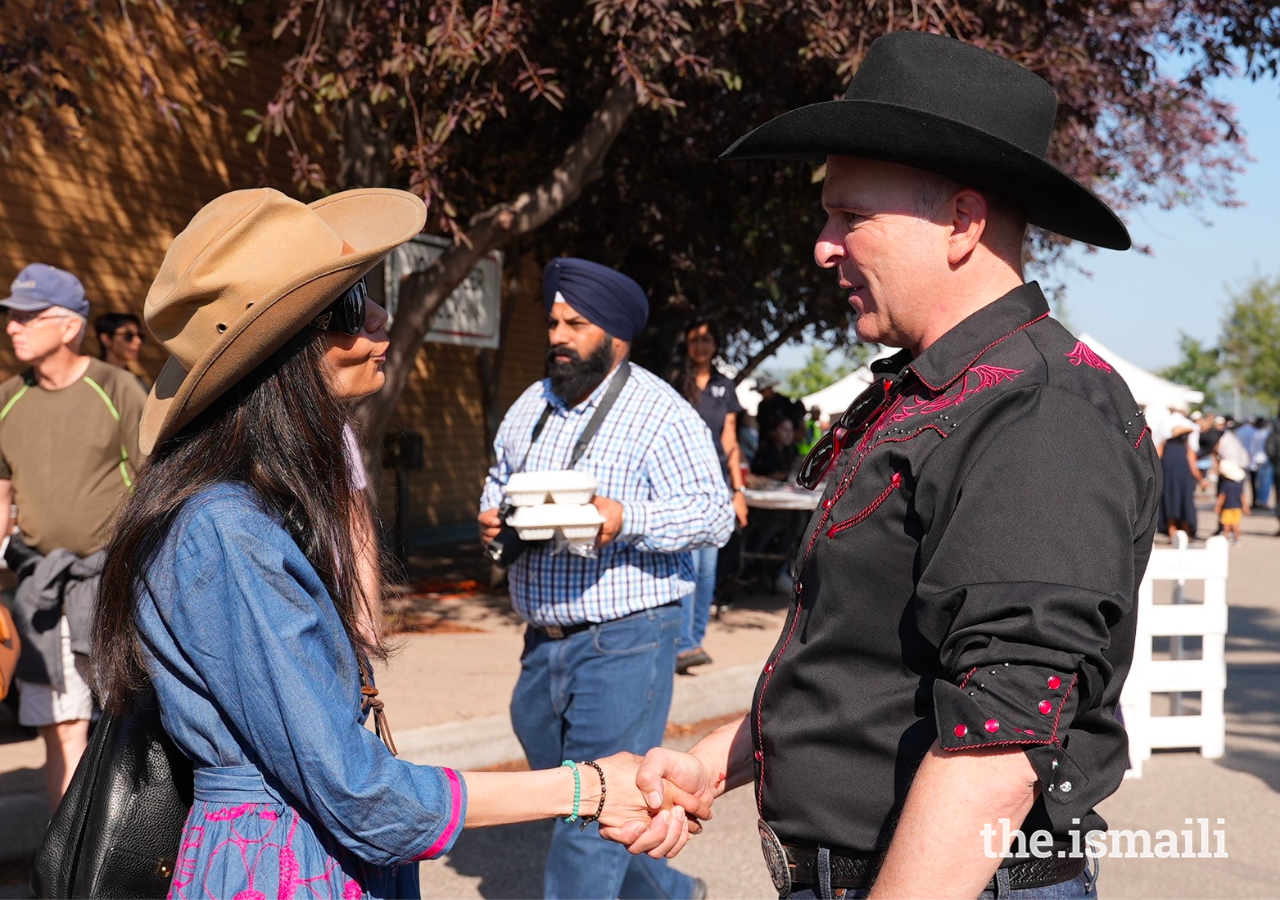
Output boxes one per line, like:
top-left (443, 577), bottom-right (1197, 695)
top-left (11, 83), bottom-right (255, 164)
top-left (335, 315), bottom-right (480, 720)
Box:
top-left (887, 365), bottom-right (1024, 426)
top-left (1134, 425), bottom-right (1150, 449)
top-left (1065, 341), bottom-right (1113, 373)
top-left (826, 471), bottom-right (903, 538)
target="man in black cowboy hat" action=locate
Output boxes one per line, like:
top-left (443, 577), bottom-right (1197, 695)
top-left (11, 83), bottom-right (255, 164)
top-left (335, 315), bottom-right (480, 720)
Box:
top-left (607, 31), bottom-right (1161, 898)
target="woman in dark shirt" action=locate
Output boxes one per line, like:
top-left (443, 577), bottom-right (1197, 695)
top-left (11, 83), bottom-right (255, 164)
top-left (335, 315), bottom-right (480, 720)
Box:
top-left (672, 317), bottom-right (747, 673)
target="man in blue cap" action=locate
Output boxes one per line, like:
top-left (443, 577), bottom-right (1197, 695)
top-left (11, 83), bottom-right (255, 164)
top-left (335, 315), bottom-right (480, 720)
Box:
top-left (479, 257), bottom-right (733, 899)
top-left (0, 263), bottom-right (146, 808)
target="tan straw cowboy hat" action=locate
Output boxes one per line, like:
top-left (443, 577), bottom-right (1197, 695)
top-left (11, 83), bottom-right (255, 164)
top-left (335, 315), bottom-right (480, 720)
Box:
top-left (140, 187), bottom-right (426, 454)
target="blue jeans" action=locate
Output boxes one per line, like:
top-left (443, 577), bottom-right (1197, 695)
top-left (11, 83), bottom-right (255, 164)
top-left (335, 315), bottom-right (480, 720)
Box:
top-left (787, 857), bottom-right (1099, 899)
top-left (510, 603), bottom-right (694, 900)
top-left (1256, 461), bottom-right (1274, 507)
top-left (678, 546), bottom-right (718, 652)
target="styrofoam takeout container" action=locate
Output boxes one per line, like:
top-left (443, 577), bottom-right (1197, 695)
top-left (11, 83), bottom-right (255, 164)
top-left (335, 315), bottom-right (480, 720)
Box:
top-left (507, 504), bottom-right (605, 542)
top-left (505, 471), bottom-right (598, 506)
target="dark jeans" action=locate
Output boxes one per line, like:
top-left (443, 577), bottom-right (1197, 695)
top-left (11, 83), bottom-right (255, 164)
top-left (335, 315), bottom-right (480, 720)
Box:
top-left (510, 603), bottom-right (694, 900)
top-left (788, 857), bottom-right (1099, 899)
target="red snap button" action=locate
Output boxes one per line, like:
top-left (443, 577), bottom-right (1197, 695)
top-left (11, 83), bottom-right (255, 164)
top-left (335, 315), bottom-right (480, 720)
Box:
top-left (984, 719), bottom-right (999, 733)
top-left (754, 750), bottom-right (763, 762)
top-left (765, 663), bottom-right (774, 673)
top-left (954, 724), bottom-right (968, 738)
top-left (1047, 676), bottom-right (1062, 690)
top-left (1039, 700), bottom-right (1053, 715)
top-left (823, 498), bottom-right (834, 510)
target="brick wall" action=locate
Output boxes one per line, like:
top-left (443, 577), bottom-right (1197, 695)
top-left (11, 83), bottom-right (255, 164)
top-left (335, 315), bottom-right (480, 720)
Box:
top-left (0, 7), bottom-right (547, 532)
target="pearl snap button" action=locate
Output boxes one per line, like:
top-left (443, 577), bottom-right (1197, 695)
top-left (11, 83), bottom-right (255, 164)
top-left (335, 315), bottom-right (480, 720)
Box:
top-left (1048, 676), bottom-right (1062, 690)
top-left (954, 724), bottom-right (968, 738)
top-left (1039, 700), bottom-right (1053, 715)
top-left (984, 719), bottom-right (999, 733)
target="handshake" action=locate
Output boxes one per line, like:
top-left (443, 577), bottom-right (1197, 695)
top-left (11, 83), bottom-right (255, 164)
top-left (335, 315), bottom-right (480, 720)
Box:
top-left (591, 746), bottom-right (727, 860)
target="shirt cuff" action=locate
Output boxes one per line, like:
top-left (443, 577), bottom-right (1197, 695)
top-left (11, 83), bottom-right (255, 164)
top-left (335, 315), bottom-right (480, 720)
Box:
top-left (412, 768), bottom-right (467, 860)
top-left (935, 663), bottom-right (1080, 750)
top-left (620, 502), bottom-right (647, 542)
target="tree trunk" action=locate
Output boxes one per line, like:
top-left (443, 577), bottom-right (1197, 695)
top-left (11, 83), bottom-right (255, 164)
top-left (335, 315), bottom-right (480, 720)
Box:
top-left (733, 316), bottom-right (812, 384)
top-left (359, 77), bottom-right (639, 438)
top-left (476, 237), bottom-right (522, 464)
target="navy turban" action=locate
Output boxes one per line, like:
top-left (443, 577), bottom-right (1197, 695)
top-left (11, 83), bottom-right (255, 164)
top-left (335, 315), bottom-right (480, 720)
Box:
top-left (543, 257), bottom-right (649, 342)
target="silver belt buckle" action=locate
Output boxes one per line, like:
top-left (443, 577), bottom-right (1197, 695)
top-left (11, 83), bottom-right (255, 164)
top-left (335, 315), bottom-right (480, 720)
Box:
top-left (758, 818), bottom-right (791, 898)
top-left (543, 624), bottom-right (566, 639)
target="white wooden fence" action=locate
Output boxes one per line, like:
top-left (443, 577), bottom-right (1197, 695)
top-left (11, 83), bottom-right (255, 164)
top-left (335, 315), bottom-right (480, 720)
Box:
top-left (1119, 533), bottom-right (1229, 778)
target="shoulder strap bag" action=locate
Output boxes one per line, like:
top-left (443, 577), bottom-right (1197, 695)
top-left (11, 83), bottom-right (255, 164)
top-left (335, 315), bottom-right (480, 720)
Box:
top-left (31, 688), bottom-right (194, 899)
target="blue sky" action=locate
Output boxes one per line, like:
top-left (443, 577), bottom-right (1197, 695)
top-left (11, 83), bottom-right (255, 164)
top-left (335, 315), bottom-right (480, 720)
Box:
top-left (768, 71), bottom-right (1280, 375)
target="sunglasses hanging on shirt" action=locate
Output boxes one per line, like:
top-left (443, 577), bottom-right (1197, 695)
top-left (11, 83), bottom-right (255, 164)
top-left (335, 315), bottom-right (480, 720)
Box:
top-left (795, 375), bottom-right (900, 490)
top-left (309, 278), bottom-right (368, 336)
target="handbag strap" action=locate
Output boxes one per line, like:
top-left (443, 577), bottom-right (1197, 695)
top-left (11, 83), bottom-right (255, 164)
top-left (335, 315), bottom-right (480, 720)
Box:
top-left (358, 655), bottom-right (398, 757)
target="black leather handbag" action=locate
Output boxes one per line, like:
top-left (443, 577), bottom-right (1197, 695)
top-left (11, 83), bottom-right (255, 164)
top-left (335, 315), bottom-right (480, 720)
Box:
top-left (31, 688), bottom-right (194, 899)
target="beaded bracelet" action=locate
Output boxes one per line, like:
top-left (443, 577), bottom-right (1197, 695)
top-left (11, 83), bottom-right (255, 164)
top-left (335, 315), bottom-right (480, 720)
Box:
top-left (577, 760), bottom-right (606, 832)
top-left (561, 760), bottom-right (581, 823)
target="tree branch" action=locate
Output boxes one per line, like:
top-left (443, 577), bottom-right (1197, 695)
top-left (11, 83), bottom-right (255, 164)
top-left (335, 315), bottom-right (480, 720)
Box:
top-left (360, 76), bottom-right (640, 437)
top-left (733, 315), bottom-right (813, 385)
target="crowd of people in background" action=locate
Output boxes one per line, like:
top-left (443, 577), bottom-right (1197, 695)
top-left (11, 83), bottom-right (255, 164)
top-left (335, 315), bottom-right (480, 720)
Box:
top-left (1157, 405), bottom-right (1280, 544)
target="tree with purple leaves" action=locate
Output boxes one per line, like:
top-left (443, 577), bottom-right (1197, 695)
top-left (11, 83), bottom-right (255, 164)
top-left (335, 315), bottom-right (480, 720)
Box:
top-left (5, 1), bottom-right (1279, 436)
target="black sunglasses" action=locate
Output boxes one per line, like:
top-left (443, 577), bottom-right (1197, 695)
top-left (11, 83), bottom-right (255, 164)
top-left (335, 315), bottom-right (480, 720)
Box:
top-left (796, 376), bottom-right (896, 490)
top-left (310, 278), bottom-right (368, 336)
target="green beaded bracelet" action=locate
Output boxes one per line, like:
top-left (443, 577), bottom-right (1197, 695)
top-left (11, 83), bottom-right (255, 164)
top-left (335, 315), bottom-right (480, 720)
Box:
top-left (561, 760), bottom-right (581, 823)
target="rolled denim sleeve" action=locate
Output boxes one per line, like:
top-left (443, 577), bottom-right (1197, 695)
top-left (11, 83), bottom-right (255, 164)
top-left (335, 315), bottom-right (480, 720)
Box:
top-left (159, 494), bottom-right (466, 865)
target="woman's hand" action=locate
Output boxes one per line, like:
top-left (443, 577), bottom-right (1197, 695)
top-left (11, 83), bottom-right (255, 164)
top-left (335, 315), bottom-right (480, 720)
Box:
top-left (593, 752), bottom-right (712, 859)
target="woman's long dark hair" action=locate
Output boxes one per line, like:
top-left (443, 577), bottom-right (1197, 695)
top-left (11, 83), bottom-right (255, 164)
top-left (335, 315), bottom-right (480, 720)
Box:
top-left (675, 315), bottom-right (722, 405)
top-left (93, 328), bottom-right (386, 713)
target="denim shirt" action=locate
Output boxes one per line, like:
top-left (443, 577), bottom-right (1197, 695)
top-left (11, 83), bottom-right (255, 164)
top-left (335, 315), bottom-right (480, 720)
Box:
top-left (135, 483), bottom-right (466, 868)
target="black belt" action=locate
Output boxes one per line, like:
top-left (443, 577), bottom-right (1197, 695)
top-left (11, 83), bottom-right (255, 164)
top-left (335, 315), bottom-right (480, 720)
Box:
top-left (534, 601), bottom-right (680, 640)
top-left (784, 843), bottom-right (1086, 892)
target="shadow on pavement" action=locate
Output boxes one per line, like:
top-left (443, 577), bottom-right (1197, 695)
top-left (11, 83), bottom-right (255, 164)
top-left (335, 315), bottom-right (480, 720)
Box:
top-left (1219, 602), bottom-right (1280, 792)
top-left (443, 819), bottom-right (552, 898)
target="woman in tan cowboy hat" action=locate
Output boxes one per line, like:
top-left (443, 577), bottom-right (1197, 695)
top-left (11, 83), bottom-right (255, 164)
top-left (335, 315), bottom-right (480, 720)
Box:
top-left (91, 188), bottom-right (703, 899)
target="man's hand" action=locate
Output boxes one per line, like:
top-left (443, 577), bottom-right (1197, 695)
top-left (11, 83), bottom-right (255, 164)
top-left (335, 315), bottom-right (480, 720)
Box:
top-left (732, 491), bottom-right (749, 528)
top-left (478, 507), bottom-right (502, 545)
top-left (591, 496), bottom-right (625, 546)
top-left (598, 748), bottom-right (720, 855)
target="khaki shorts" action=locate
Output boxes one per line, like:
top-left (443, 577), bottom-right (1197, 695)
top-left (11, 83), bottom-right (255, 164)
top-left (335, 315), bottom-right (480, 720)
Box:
top-left (17, 617), bottom-right (96, 728)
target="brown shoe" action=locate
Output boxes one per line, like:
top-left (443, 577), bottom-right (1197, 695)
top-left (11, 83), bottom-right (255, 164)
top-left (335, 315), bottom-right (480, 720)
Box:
top-left (676, 648), bottom-right (713, 675)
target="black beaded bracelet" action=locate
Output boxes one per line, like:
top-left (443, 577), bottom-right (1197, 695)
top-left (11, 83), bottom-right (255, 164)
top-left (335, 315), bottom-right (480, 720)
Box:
top-left (577, 760), bottom-right (606, 831)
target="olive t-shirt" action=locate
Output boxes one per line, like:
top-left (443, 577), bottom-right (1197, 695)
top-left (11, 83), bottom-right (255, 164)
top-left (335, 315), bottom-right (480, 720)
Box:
top-left (0, 358), bottom-right (147, 556)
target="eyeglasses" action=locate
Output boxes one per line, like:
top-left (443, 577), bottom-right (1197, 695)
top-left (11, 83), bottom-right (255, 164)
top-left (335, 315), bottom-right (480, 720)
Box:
top-left (795, 376), bottom-right (896, 490)
top-left (310, 278), bottom-right (368, 336)
top-left (5, 310), bottom-right (74, 329)
top-left (112, 329), bottom-right (145, 344)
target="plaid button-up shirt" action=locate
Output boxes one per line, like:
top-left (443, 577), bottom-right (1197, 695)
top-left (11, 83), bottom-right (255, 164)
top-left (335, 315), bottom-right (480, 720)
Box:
top-left (481, 363), bottom-right (734, 627)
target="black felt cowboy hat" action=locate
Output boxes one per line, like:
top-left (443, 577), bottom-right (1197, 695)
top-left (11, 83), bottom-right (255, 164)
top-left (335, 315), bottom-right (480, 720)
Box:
top-left (720, 31), bottom-right (1131, 251)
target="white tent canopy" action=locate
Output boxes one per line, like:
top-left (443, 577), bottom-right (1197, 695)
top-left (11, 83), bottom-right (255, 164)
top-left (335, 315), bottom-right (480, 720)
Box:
top-left (802, 368), bottom-right (874, 418)
top-left (1077, 332), bottom-right (1204, 411)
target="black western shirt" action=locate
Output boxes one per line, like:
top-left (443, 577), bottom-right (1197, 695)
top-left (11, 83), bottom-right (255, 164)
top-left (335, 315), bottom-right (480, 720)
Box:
top-left (751, 283), bottom-right (1161, 854)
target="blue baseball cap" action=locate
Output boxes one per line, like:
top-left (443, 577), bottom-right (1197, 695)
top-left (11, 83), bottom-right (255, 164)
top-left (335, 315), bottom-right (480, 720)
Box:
top-left (1, 263), bottom-right (89, 317)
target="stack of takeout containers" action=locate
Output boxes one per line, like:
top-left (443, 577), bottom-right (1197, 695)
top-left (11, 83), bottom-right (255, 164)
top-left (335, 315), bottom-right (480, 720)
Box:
top-left (504, 471), bottom-right (604, 547)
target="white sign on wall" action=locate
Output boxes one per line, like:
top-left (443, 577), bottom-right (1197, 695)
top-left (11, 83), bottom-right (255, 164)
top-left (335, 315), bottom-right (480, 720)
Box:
top-left (383, 234), bottom-right (504, 349)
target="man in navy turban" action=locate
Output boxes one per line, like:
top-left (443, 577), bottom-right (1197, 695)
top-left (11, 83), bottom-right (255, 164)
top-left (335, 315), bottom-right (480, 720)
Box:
top-left (479, 256), bottom-right (733, 899)
top-left (538, 257), bottom-right (650, 406)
